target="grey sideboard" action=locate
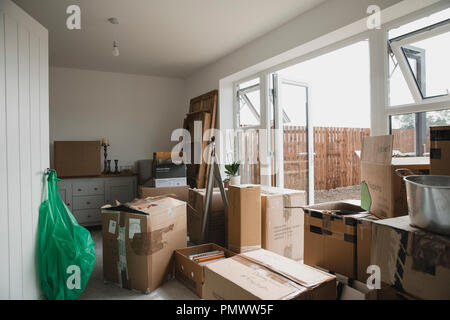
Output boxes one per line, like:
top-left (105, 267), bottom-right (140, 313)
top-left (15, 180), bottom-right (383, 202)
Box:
top-left (57, 175), bottom-right (138, 227)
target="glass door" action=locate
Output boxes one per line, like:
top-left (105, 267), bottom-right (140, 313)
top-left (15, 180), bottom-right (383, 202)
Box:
top-left (272, 74), bottom-right (314, 204)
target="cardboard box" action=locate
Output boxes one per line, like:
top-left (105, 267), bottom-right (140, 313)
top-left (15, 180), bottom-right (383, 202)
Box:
top-left (430, 126), bottom-right (450, 176)
top-left (371, 216), bottom-right (450, 300)
top-left (187, 188), bottom-right (226, 246)
top-left (228, 185), bottom-right (261, 253)
top-left (339, 280), bottom-right (377, 300)
top-left (101, 197), bottom-right (187, 293)
top-left (356, 214), bottom-right (379, 283)
top-left (139, 185), bottom-right (189, 202)
top-left (204, 249), bottom-right (336, 300)
top-left (260, 187), bottom-right (306, 260)
top-left (303, 201), bottom-right (370, 279)
top-left (154, 177), bottom-right (187, 188)
top-left (360, 135), bottom-right (430, 219)
top-left (174, 243), bottom-right (235, 298)
top-left (54, 141), bottom-right (101, 177)
top-left (187, 206), bottom-right (225, 246)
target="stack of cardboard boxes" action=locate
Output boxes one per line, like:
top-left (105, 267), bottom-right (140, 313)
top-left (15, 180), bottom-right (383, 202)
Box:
top-left (99, 129), bottom-right (449, 300)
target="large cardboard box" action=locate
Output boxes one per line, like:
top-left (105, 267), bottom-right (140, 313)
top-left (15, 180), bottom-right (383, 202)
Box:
top-left (228, 185), bottom-right (261, 253)
top-left (360, 135), bottom-right (430, 219)
top-left (101, 197), bottom-right (187, 293)
top-left (187, 188), bottom-right (225, 246)
top-left (371, 216), bottom-right (450, 300)
top-left (430, 126), bottom-right (450, 176)
top-left (303, 201), bottom-right (370, 279)
top-left (260, 186), bottom-right (306, 260)
top-left (139, 185), bottom-right (189, 202)
top-left (54, 141), bottom-right (101, 177)
top-left (174, 243), bottom-right (235, 298)
top-left (204, 249), bottom-right (336, 300)
top-left (356, 214), bottom-right (379, 283)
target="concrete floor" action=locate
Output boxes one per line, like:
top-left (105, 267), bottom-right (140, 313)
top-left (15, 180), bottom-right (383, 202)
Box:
top-left (78, 227), bottom-right (200, 300)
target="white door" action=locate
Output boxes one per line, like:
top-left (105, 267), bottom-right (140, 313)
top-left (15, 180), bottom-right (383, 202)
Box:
top-left (0, 0), bottom-right (49, 299)
top-left (273, 74), bottom-right (314, 204)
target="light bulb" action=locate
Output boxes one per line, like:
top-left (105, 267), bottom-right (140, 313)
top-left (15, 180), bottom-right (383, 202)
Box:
top-left (112, 41), bottom-right (120, 57)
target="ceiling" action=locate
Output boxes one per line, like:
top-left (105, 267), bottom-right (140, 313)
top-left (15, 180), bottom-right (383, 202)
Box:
top-left (14, 0), bottom-right (326, 78)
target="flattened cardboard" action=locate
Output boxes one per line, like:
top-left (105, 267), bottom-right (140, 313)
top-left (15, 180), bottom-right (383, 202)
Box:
top-left (356, 215), bottom-right (379, 283)
top-left (174, 243), bottom-right (235, 298)
top-left (360, 135), bottom-right (430, 219)
top-left (430, 126), bottom-right (450, 176)
top-left (139, 185), bottom-right (189, 202)
top-left (101, 197), bottom-right (187, 293)
top-left (261, 187), bottom-right (306, 260)
top-left (303, 201), bottom-right (370, 279)
top-left (54, 141), bottom-right (101, 177)
top-left (228, 185), bottom-right (261, 253)
top-left (371, 216), bottom-right (450, 300)
top-left (204, 249), bottom-right (336, 300)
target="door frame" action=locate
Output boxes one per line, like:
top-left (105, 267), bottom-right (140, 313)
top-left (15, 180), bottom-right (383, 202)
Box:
top-left (272, 74), bottom-right (314, 204)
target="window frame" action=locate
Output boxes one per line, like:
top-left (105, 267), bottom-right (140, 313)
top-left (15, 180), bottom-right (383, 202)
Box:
top-left (389, 19), bottom-right (450, 103)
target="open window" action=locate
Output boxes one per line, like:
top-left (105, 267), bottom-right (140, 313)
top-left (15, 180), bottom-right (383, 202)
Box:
top-left (388, 9), bottom-right (450, 105)
top-left (236, 78), bottom-right (261, 128)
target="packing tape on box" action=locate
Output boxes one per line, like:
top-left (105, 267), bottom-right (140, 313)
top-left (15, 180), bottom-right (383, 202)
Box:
top-left (117, 216), bottom-right (129, 288)
top-left (308, 225), bottom-right (356, 244)
top-left (131, 224), bottom-right (175, 256)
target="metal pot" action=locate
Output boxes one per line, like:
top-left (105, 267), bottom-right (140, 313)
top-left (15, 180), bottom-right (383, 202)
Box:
top-left (396, 168), bottom-right (450, 236)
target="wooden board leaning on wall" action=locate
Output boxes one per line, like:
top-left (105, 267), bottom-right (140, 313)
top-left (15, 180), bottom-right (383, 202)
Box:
top-left (183, 90), bottom-right (218, 188)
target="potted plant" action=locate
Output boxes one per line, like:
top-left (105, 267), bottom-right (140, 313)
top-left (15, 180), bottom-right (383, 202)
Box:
top-left (225, 162), bottom-right (241, 186)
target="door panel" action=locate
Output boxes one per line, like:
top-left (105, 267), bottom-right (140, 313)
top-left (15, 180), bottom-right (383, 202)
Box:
top-left (273, 74), bottom-right (314, 204)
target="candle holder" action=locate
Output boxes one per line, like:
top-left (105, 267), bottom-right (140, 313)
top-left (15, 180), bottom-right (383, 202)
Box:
top-left (106, 160), bottom-right (112, 174)
top-left (101, 140), bottom-right (110, 174)
top-left (114, 160), bottom-right (120, 174)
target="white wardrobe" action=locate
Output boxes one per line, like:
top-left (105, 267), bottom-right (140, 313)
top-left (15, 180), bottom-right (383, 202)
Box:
top-left (0, 0), bottom-right (49, 299)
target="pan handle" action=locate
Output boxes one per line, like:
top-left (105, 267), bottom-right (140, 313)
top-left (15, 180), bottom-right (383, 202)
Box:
top-left (395, 168), bottom-right (415, 178)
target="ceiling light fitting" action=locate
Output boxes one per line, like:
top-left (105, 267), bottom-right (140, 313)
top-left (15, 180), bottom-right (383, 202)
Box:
top-left (112, 41), bottom-right (120, 57)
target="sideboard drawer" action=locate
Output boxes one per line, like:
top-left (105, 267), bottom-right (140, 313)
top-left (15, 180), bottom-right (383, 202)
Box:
top-left (73, 209), bottom-right (101, 225)
top-left (89, 181), bottom-right (104, 195)
top-left (73, 182), bottom-right (89, 196)
top-left (73, 195), bottom-right (105, 210)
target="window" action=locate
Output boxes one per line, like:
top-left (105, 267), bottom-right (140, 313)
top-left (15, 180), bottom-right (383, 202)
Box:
top-left (388, 9), bottom-right (450, 105)
top-left (237, 78), bottom-right (260, 127)
top-left (387, 7), bottom-right (450, 159)
top-left (390, 109), bottom-right (450, 156)
top-left (388, 9), bottom-right (450, 106)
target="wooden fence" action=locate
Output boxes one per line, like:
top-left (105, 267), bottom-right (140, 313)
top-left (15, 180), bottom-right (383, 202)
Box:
top-left (238, 127), bottom-right (420, 191)
top-left (284, 126), bottom-right (370, 190)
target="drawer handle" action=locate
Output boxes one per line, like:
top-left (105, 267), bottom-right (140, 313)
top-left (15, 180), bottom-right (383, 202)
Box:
top-left (94, 188), bottom-right (98, 191)
top-left (67, 203), bottom-right (70, 206)
top-left (78, 189), bottom-right (82, 192)
top-left (86, 202), bottom-right (91, 205)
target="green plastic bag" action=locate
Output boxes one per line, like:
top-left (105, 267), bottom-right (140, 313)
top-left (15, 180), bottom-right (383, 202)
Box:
top-left (37, 170), bottom-right (95, 300)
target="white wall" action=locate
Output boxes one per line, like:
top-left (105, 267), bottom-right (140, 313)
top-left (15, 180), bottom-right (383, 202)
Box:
top-left (0, 0), bottom-right (48, 299)
top-left (50, 67), bottom-right (186, 170)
